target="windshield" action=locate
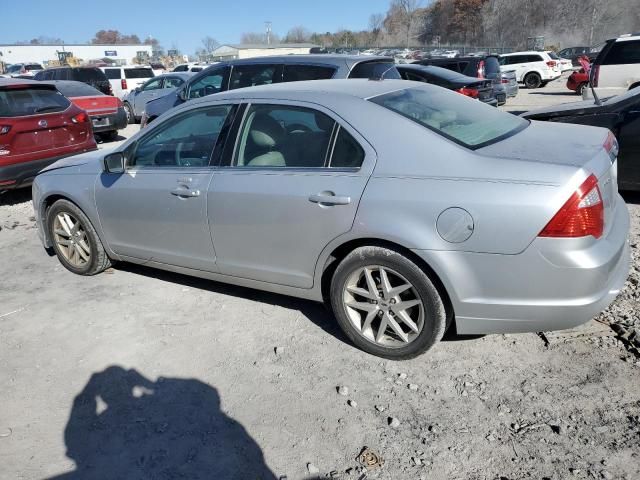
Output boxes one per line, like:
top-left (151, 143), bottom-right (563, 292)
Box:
top-left (548, 52), bottom-right (560, 59)
top-left (369, 87), bottom-right (528, 149)
top-left (0, 87), bottom-right (70, 117)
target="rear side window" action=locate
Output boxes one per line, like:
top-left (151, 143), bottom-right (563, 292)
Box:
top-left (527, 55), bottom-right (543, 62)
top-left (103, 68), bottom-right (122, 80)
top-left (25, 64), bottom-right (42, 71)
top-left (0, 87), bottom-right (70, 117)
top-left (229, 65), bottom-right (279, 90)
top-left (283, 65), bottom-right (336, 82)
top-left (603, 40), bottom-right (640, 65)
top-left (54, 69), bottom-right (69, 80)
top-left (330, 127), bottom-right (364, 168)
top-left (191, 67), bottom-right (203, 72)
top-left (124, 68), bottom-right (154, 79)
top-left (73, 68), bottom-right (107, 82)
top-left (432, 61), bottom-right (459, 72)
top-left (174, 65), bottom-right (188, 72)
top-left (370, 87), bottom-right (528, 149)
top-left (349, 61), bottom-right (400, 79)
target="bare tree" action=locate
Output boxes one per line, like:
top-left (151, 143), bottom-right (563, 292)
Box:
top-left (240, 31), bottom-right (280, 44)
top-left (284, 26), bottom-right (311, 43)
top-left (201, 36), bottom-right (219, 55)
top-left (369, 13), bottom-right (385, 47)
top-left (387, 0), bottom-right (424, 47)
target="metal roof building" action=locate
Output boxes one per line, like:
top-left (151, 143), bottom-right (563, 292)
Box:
top-left (209, 43), bottom-right (319, 61)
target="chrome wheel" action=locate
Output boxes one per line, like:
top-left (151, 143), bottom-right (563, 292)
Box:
top-left (342, 266), bottom-right (425, 348)
top-left (53, 212), bottom-right (91, 268)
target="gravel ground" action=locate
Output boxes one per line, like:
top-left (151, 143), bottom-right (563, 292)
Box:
top-left (1, 80), bottom-right (639, 480)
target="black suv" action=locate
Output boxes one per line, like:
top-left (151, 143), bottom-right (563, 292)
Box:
top-left (415, 55), bottom-right (509, 104)
top-left (34, 67), bottom-right (112, 95)
top-left (141, 55), bottom-right (399, 127)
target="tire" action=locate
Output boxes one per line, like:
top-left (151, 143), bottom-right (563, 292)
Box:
top-left (123, 102), bottom-right (135, 124)
top-left (577, 82), bottom-right (587, 96)
top-left (330, 246), bottom-right (447, 360)
top-left (47, 199), bottom-right (112, 276)
top-left (523, 72), bottom-right (542, 89)
top-left (540, 81), bottom-right (549, 88)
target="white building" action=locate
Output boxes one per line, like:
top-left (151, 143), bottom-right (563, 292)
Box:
top-left (0, 43), bottom-right (153, 66)
top-left (209, 43), bottom-right (319, 61)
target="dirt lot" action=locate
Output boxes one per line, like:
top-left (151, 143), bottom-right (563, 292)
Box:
top-left (1, 77), bottom-right (639, 480)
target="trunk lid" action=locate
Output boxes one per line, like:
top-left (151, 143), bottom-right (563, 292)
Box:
top-left (70, 95), bottom-right (120, 116)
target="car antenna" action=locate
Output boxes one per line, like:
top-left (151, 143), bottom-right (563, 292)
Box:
top-left (588, 60), bottom-right (602, 106)
top-left (370, 65), bottom-right (397, 81)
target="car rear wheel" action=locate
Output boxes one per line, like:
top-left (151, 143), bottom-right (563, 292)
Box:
top-left (577, 82), bottom-right (588, 95)
top-left (524, 72), bottom-right (542, 89)
top-left (330, 246), bottom-right (447, 359)
top-left (123, 102), bottom-right (135, 124)
top-left (47, 199), bottom-right (112, 276)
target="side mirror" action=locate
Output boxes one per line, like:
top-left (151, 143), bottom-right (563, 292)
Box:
top-left (178, 88), bottom-right (188, 101)
top-left (103, 152), bottom-right (125, 174)
top-left (134, 86), bottom-right (142, 93)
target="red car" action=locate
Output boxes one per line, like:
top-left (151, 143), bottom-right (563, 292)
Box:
top-left (43, 81), bottom-right (127, 141)
top-left (0, 79), bottom-right (96, 190)
top-left (567, 56), bottom-right (591, 95)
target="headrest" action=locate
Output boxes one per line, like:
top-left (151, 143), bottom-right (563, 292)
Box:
top-left (249, 113), bottom-right (284, 148)
top-left (314, 112), bottom-right (334, 132)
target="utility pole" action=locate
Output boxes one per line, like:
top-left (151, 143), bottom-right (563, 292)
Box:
top-left (265, 21), bottom-right (272, 45)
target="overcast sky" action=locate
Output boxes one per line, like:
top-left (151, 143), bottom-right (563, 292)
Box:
top-left (0, 0), bottom-right (392, 53)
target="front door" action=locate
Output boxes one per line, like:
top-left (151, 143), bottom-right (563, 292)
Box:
top-left (96, 104), bottom-right (237, 271)
top-left (208, 102), bottom-right (375, 288)
top-left (132, 77), bottom-right (164, 117)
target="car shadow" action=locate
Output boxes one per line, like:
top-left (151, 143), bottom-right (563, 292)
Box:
top-left (46, 366), bottom-right (278, 480)
top-left (621, 191), bottom-right (640, 205)
top-left (528, 92), bottom-right (580, 96)
top-left (0, 188), bottom-right (32, 207)
top-left (115, 263), bottom-right (481, 347)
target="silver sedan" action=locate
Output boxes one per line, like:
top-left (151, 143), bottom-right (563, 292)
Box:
top-left (32, 79), bottom-right (630, 359)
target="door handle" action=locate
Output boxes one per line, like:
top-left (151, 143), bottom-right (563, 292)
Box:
top-left (171, 188), bottom-right (200, 198)
top-left (309, 193), bottom-right (351, 206)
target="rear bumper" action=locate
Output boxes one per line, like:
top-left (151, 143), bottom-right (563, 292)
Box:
top-left (90, 107), bottom-right (128, 133)
top-left (481, 97), bottom-right (499, 107)
top-left (0, 151), bottom-right (91, 190)
top-left (412, 197), bottom-right (630, 334)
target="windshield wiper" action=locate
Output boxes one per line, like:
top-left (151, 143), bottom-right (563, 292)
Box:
top-left (34, 106), bottom-right (62, 113)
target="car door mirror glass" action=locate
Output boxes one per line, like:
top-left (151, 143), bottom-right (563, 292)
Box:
top-left (178, 88), bottom-right (187, 101)
top-left (104, 152), bottom-right (125, 174)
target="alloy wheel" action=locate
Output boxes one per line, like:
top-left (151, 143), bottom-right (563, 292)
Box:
top-left (342, 265), bottom-right (425, 348)
top-left (53, 212), bottom-right (91, 268)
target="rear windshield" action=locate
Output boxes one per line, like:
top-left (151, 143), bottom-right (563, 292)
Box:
top-left (73, 68), bottom-right (107, 82)
top-left (369, 87), bottom-right (528, 149)
top-left (484, 56), bottom-right (501, 77)
top-left (124, 68), bottom-right (154, 79)
top-left (25, 64), bottom-right (43, 71)
top-left (0, 87), bottom-right (70, 117)
top-left (55, 82), bottom-right (103, 97)
top-left (349, 61), bottom-right (401, 79)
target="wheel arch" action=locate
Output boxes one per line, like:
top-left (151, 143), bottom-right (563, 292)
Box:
top-left (629, 82), bottom-right (640, 91)
top-left (318, 237), bottom-right (454, 326)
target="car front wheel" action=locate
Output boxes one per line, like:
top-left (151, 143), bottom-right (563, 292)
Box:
top-left (123, 102), bottom-right (135, 124)
top-left (330, 246), bottom-right (447, 359)
top-left (47, 199), bottom-right (112, 276)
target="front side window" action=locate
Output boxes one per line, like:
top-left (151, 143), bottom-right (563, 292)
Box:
top-left (188, 68), bottom-right (227, 99)
top-left (130, 105), bottom-right (234, 168)
top-left (142, 78), bottom-right (163, 91)
top-left (229, 65), bottom-right (279, 90)
top-left (370, 87), bottom-right (528, 149)
top-left (164, 77), bottom-right (184, 88)
top-left (234, 104), bottom-right (336, 168)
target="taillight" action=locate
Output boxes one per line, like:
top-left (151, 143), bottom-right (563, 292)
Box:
top-left (546, 60), bottom-right (557, 68)
top-left (592, 65), bottom-right (600, 87)
top-left (603, 131), bottom-right (619, 161)
top-left (456, 87), bottom-right (479, 98)
top-left (71, 112), bottom-right (88, 124)
top-left (501, 78), bottom-right (510, 84)
top-left (477, 60), bottom-right (485, 79)
top-left (0, 125), bottom-right (11, 135)
top-left (121, 78), bottom-right (128, 90)
top-left (539, 174), bottom-right (604, 239)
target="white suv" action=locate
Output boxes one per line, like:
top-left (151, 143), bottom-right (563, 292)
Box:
top-left (585, 33), bottom-right (640, 99)
top-left (100, 66), bottom-right (155, 99)
top-left (499, 51), bottom-right (561, 88)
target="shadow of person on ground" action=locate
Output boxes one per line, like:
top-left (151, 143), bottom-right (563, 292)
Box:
top-left (48, 366), bottom-right (277, 480)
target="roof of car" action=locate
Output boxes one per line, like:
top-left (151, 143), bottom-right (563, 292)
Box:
top-left (0, 78), bottom-right (54, 88)
top-left (156, 72), bottom-right (194, 79)
top-left (190, 79), bottom-right (417, 105)
top-left (216, 54), bottom-right (394, 67)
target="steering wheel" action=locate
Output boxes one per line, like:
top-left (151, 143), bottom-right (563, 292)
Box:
top-left (286, 123), bottom-right (312, 135)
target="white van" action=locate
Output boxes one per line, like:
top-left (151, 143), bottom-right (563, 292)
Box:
top-left (585, 34), bottom-right (640, 99)
top-left (499, 51), bottom-right (561, 88)
top-left (100, 66), bottom-right (155, 98)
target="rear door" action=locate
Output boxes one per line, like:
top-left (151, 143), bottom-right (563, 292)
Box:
top-left (207, 101), bottom-right (375, 288)
top-left (132, 77), bottom-right (164, 117)
top-left (598, 39), bottom-right (640, 94)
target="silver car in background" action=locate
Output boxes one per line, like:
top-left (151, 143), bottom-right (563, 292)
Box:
top-left (121, 72), bottom-right (193, 124)
top-left (32, 79), bottom-right (630, 359)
